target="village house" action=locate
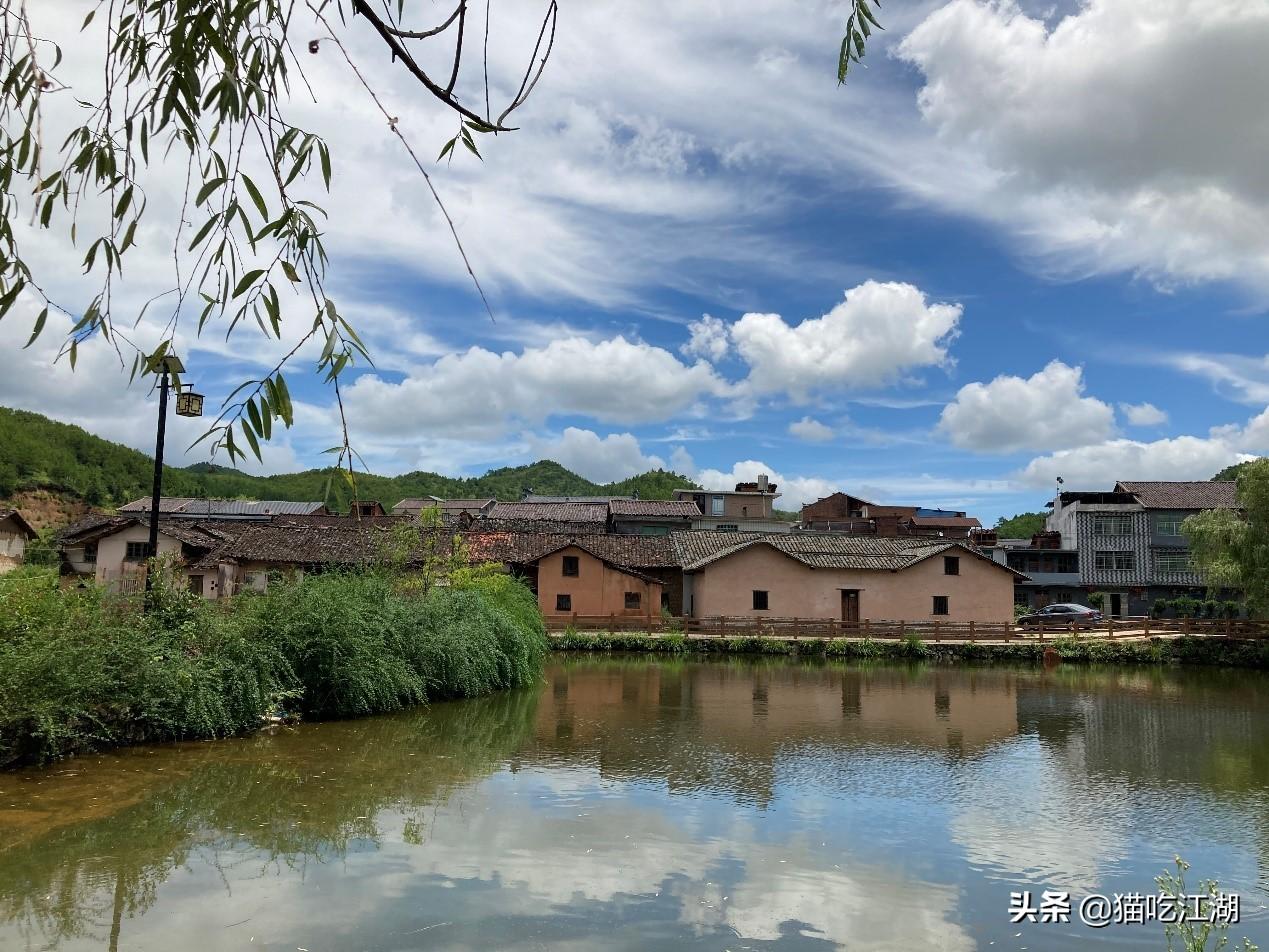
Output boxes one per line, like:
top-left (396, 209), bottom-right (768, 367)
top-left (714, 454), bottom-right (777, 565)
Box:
top-left (674, 532), bottom-right (1022, 624)
top-left (54, 500), bottom-right (1026, 624)
top-left (674, 475), bottom-right (791, 532)
top-left (0, 508), bottom-right (38, 573)
top-left (799, 492), bottom-right (982, 538)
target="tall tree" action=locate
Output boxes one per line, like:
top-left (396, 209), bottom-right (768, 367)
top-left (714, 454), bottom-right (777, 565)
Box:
top-left (1184, 459), bottom-right (1268, 614)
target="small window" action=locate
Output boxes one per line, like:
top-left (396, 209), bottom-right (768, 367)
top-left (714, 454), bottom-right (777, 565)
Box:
top-left (1155, 515), bottom-right (1185, 536)
top-left (752, 590), bottom-right (769, 611)
top-left (188, 575), bottom-right (204, 596)
top-left (932, 595), bottom-right (949, 616)
top-left (711, 496), bottom-right (725, 515)
top-left (943, 555), bottom-right (960, 576)
top-left (716, 524), bottom-right (739, 533)
top-left (624, 591), bottom-right (641, 610)
top-left (555, 593), bottom-right (572, 612)
top-left (124, 541), bottom-right (151, 561)
top-left (83, 542), bottom-right (98, 564)
top-left (562, 555), bottom-right (579, 577)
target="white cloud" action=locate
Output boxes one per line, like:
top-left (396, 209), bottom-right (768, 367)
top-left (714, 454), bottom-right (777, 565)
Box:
top-left (526, 428), bottom-right (665, 483)
top-left (695, 460), bottom-right (836, 511)
top-left (669, 445), bottom-right (698, 476)
top-left (788, 416), bottom-right (835, 442)
top-left (1119, 401), bottom-right (1168, 426)
top-left (0, 298), bottom-right (306, 476)
top-left (730, 281), bottom-right (961, 399)
top-left (939, 361), bottom-right (1115, 453)
top-left (1018, 406), bottom-right (1269, 487)
top-left (1160, 352), bottom-right (1269, 405)
top-left (681, 314), bottom-right (731, 362)
top-left (896, 0), bottom-right (1269, 295)
top-left (343, 335), bottom-right (726, 442)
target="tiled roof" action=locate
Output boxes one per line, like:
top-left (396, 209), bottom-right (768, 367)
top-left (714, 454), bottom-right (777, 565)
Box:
top-left (909, 515), bottom-right (983, 529)
top-left (609, 499), bottom-right (702, 518)
top-left (0, 508), bottom-right (37, 537)
top-left (522, 494), bottom-right (627, 504)
top-left (488, 502), bottom-right (609, 523)
top-left (1115, 481), bottom-right (1240, 510)
top-left (118, 497), bottom-right (326, 516)
top-left (670, 531), bottom-right (1023, 576)
top-left (465, 531), bottom-right (677, 569)
top-left (394, 497), bottom-right (494, 511)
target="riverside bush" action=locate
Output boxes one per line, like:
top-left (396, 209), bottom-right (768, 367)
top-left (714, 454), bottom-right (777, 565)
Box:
top-left (0, 568), bottom-right (548, 767)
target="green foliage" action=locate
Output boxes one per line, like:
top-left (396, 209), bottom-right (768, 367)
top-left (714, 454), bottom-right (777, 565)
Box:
top-left (994, 512), bottom-right (1047, 538)
top-left (1156, 856), bottom-right (1258, 952)
top-left (1185, 459), bottom-right (1269, 615)
top-left (0, 405), bottom-right (700, 515)
top-left (837, 0), bottom-right (883, 84)
top-left (1087, 591), bottom-right (1106, 610)
top-left (0, 566), bottom-right (547, 766)
top-left (549, 629), bottom-right (1269, 670)
top-left (1212, 460), bottom-right (1259, 482)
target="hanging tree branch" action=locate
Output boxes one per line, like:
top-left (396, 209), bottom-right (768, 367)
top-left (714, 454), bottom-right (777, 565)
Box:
top-left (0, 0), bottom-right (558, 467)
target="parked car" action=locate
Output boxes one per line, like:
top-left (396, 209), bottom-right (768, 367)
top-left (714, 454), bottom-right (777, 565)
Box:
top-left (1017, 603), bottom-right (1104, 628)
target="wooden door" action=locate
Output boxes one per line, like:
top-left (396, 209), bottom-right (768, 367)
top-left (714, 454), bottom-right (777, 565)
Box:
top-left (841, 590), bottom-right (860, 623)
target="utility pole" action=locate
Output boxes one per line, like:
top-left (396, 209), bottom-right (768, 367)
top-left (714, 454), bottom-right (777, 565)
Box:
top-left (143, 354), bottom-right (202, 606)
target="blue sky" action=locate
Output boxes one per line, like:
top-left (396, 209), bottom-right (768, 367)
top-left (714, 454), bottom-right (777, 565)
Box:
top-left (5, 0), bottom-right (1269, 523)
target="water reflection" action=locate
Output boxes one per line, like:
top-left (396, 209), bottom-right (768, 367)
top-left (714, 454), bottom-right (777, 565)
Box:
top-left (2, 657), bottom-right (1269, 951)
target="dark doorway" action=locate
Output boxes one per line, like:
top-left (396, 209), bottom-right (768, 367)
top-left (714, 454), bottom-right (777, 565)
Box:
top-left (841, 589), bottom-right (860, 623)
top-left (1109, 593), bottom-right (1123, 618)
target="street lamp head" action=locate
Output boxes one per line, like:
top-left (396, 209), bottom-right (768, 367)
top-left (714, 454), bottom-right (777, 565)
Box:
top-left (160, 354), bottom-right (185, 375)
top-left (175, 390), bottom-right (204, 417)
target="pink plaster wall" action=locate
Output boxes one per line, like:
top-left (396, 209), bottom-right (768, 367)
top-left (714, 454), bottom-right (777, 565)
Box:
top-left (537, 546), bottom-right (662, 618)
top-left (689, 543), bottom-right (1015, 623)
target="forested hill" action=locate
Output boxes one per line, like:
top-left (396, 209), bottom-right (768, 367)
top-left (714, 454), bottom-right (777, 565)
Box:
top-left (0, 406), bottom-right (699, 512)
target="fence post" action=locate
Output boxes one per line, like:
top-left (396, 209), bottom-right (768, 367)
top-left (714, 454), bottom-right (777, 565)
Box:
top-left (1143, 617), bottom-right (1150, 639)
top-left (1108, 617), bottom-right (1114, 640)
top-left (899, 619), bottom-right (906, 640)
top-left (719, 615), bottom-right (726, 639)
top-left (572, 611), bottom-right (578, 630)
top-left (1183, 615), bottom-right (1192, 636)
top-left (933, 620), bottom-right (941, 641)
top-left (968, 619), bottom-right (976, 642)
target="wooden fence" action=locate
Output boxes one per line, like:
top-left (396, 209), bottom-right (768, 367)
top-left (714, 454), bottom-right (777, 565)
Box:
top-left (543, 613), bottom-right (1269, 641)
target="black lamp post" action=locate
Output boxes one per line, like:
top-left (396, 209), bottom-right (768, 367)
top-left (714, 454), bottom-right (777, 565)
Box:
top-left (144, 354), bottom-right (203, 601)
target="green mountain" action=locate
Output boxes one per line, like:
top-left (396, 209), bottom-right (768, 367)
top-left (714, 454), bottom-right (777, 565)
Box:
top-left (0, 406), bottom-right (700, 514)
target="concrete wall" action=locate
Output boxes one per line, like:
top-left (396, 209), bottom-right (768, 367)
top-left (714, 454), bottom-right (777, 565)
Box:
top-left (688, 543), bottom-right (1016, 623)
top-left (537, 545), bottom-right (662, 619)
top-left (0, 515), bottom-right (28, 563)
top-left (93, 524), bottom-right (183, 586)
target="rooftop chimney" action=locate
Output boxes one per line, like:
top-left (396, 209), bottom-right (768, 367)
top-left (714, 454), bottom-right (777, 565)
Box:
top-left (757, 474), bottom-right (769, 492)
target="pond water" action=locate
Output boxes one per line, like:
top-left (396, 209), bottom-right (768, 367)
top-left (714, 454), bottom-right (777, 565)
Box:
top-left (2, 656), bottom-right (1269, 951)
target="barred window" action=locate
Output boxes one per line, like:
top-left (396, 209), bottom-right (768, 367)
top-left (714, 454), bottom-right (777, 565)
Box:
top-left (124, 541), bottom-right (151, 561)
top-left (1094, 551), bottom-right (1135, 571)
top-left (1092, 514), bottom-right (1133, 536)
top-left (1154, 551), bottom-right (1191, 573)
top-left (1155, 515), bottom-right (1185, 536)
top-left (932, 596), bottom-right (950, 616)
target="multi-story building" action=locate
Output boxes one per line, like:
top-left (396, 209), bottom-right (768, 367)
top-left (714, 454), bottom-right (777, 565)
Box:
top-left (674, 475), bottom-right (791, 532)
top-left (1042, 480), bottom-right (1240, 616)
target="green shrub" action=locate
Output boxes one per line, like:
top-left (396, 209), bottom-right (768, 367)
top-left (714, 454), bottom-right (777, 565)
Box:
top-left (0, 568), bottom-right (549, 767)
